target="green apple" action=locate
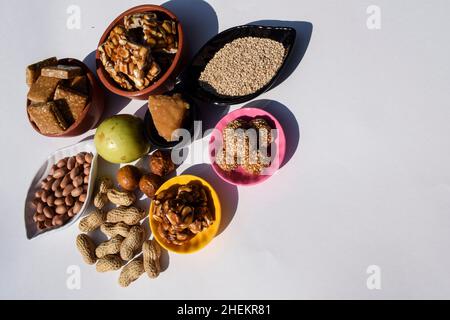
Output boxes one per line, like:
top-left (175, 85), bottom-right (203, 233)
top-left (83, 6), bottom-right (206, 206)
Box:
top-left (94, 115), bottom-right (150, 164)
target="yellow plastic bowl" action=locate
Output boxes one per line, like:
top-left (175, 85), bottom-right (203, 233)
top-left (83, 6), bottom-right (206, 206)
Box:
top-left (149, 175), bottom-right (221, 254)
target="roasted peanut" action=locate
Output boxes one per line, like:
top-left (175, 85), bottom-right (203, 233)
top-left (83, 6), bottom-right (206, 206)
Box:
top-left (96, 235), bottom-right (124, 258)
top-left (36, 201), bottom-right (44, 214)
top-left (107, 206), bottom-right (145, 226)
top-left (120, 225), bottom-right (145, 261)
top-left (73, 201), bottom-right (83, 214)
top-left (76, 154), bottom-right (85, 165)
top-left (46, 195), bottom-right (55, 207)
top-left (57, 159), bottom-right (67, 168)
top-left (79, 209), bottom-right (106, 232)
top-left (55, 205), bottom-right (67, 215)
top-left (52, 214), bottom-right (67, 226)
top-left (40, 190), bottom-right (49, 202)
top-left (43, 207), bottom-right (54, 219)
top-left (98, 177), bottom-right (113, 194)
top-left (96, 255), bottom-right (123, 273)
top-left (35, 190), bottom-right (43, 199)
top-left (142, 240), bottom-right (162, 279)
top-left (51, 179), bottom-right (61, 192)
top-left (69, 167), bottom-right (80, 180)
top-left (71, 187), bottom-right (83, 198)
top-left (100, 222), bottom-right (131, 238)
top-left (62, 185), bottom-right (74, 197)
top-left (94, 192), bottom-right (108, 209)
top-left (107, 189), bottom-right (136, 207)
top-left (85, 153), bottom-right (93, 164)
top-left (64, 195), bottom-right (73, 207)
top-left (53, 168), bottom-right (67, 179)
top-left (79, 193), bottom-right (87, 203)
top-left (76, 234), bottom-right (97, 265)
top-left (54, 189), bottom-right (63, 198)
top-left (67, 157), bottom-right (76, 170)
top-left (119, 255), bottom-right (145, 287)
top-left (60, 174), bottom-right (71, 189)
top-left (72, 176), bottom-right (83, 188)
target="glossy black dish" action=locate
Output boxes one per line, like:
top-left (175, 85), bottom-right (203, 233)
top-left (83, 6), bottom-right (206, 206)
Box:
top-left (180, 24), bottom-right (296, 106)
top-left (144, 89), bottom-right (197, 149)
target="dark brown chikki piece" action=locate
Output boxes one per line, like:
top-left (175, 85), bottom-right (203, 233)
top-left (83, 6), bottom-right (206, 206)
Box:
top-left (41, 65), bottom-right (83, 79)
top-left (68, 75), bottom-right (89, 95)
top-left (27, 76), bottom-right (63, 103)
top-left (54, 86), bottom-right (88, 121)
top-left (27, 102), bottom-right (69, 134)
top-left (26, 57), bottom-right (58, 87)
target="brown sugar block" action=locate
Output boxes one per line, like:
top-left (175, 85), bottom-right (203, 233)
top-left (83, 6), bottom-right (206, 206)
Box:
top-left (27, 102), bottom-right (68, 135)
top-left (27, 76), bottom-right (63, 103)
top-left (148, 94), bottom-right (190, 142)
top-left (54, 86), bottom-right (88, 121)
top-left (68, 75), bottom-right (89, 95)
top-left (41, 65), bottom-right (83, 79)
top-left (26, 57), bottom-right (58, 87)
top-left (53, 99), bottom-right (74, 128)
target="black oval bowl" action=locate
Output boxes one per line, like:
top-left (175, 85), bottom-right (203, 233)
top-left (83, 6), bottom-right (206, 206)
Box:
top-left (180, 24), bottom-right (296, 106)
top-left (144, 90), bottom-right (197, 149)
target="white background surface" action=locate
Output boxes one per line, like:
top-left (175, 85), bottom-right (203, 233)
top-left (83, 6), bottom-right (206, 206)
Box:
top-left (1, 0), bottom-right (450, 299)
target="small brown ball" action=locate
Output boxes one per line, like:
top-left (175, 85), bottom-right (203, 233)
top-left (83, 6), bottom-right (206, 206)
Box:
top-left (139, 174), bottom-right (162, 198)
top-left (149, 150), bottom-right (176, 177)
top-left (117, 165), bottom-right (142, 191)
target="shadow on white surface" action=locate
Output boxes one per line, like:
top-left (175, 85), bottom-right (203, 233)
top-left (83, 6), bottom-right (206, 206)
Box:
top-left (162, 0), bottom-right (219, 60)
top-left (83, 50), bottom-right (132, 123)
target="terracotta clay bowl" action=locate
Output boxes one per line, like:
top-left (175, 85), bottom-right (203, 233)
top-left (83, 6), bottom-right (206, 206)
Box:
top-left (96, 5), bottom-right (185, 100)
top-left (26, 58), bottom-right (105, 138)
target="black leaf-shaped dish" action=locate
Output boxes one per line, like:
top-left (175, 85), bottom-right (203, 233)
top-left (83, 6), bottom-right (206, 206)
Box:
top-left (180, 24), bottom-right (296, 106)
top-left (144, 87), bottom-right (197, 149)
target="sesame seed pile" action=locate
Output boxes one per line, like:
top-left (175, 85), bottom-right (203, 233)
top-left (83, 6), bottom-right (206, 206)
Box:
top-left (199, 37), bottom-right (286, 97)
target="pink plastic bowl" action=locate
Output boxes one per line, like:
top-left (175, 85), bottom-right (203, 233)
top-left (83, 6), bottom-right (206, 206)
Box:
top-left (209, 107), bottom-right (286, 186)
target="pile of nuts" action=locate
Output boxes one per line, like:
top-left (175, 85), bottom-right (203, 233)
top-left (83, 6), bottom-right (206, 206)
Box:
top-left (152, 182), bottom-right (215, 246)
top-left (75, 150), bottom-right (175, 287)
top-left (98, 11), bottom-right (178, 91)
top-left (76, 177), bottom-right (162, 287)
top-left (31, 152), bottom-right (93, 230)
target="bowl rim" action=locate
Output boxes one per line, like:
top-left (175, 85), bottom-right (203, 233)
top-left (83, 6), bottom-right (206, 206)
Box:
top-left (183, 24), bottom-right (297, 106)
top-left (208, 107), bottom-right (287, 186)
top-left (24, 140), bottom-right (98, 240)
top-left (26, 58), bottom-right (98, 137)
top-left (95, 4), bottom-right (184, 98)
top-left (149, 174), bottom-right (222, 254)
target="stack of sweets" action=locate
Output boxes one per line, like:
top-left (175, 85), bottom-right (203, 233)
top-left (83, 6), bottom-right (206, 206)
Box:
top-left (26, 57), bottom-right (90, 135)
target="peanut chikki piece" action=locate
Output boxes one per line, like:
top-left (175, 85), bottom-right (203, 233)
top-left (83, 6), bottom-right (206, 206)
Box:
top-left (68, 75), bottom-right (89, 95)
top-left (26, 57), bottom-right (58, 87)
top-left (124, 12), bottom-right (178, 53)
top-left (27, 76), bottom-right (63, 103)
top-left (41, 65), bottom-right (83, 79)
top-left (27, 101), bottom-right (69, 134)
top-left (99, 25), bottom-right (161, 90)
top-left (54, 85), bottom-right (88, 121)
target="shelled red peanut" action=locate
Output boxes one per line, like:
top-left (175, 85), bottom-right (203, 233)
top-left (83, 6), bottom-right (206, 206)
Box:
top-left (31, 152), bottom-right (93, 230)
